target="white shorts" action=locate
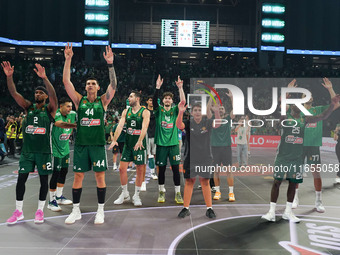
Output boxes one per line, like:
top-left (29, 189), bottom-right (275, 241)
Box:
top-left (147, 137), bottom-right (156, 157)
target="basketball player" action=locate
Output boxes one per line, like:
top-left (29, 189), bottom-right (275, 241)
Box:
top-left (292, 78), bottom-right (340, 212)
top-left (2, 61), bottom-right (58, 224)
top-left (153, 75), bottom-right (185, 204)
top-left (48, 97), bottom-right (77, 212)
top-left (62, 43), bottom-right (116, 224)
top-left (262, 94), bottom-right (340, 223)
top-left (109, 91), bottom-right (150, 206)
top-left (176, 101), bottom-right (221, 218)
top-left (146, 96), bottom-right (158, 180)
top-left (207, 92), bottom-right (235, 201)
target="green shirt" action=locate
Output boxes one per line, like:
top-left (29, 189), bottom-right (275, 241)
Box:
top-left (154, 105), bottom-right (179, 146)
top-left (52, 109), bottom-right (76, 158)
top-left (112, 123), bottom-right (126, 143)
top-left (275, 113), bottom-right (305, 163)
top-left (76, 96), bottom-right (106, 146)
top-left (125, 107), bottom-right (146, 148)
top-left (22, 104), bottom-right (53, 154)
top-left (211, 115), bottom-right (232, 146)
top-left (302, 105), bottom-right (328, 146)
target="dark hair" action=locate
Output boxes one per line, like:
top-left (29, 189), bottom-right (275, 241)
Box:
top-left (59, 97), bottom-right (72, 105)
top-left (163, 92), bottom-right (174, 100)
top-left (146, 95), bottom-right (153, 101)
top-left (131, 90), bottom-right (142, 99)
top-left (191, 103), bottom-right (201, 111)
top-left (86, 77), bottom-right (99, 85)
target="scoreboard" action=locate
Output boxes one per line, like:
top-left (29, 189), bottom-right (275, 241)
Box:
top-left (161, 19), bottom-right (210, 48)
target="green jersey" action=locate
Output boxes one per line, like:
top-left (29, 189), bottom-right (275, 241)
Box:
top-left (275, 113), bottom-right (305, 163)
top-left (302, 105), bottom-right (328, 146)
top-left (211, 115), bottom-right (231, 146)
top-left (154, 105), bottom-right (179, 146)
top-left (125, 107), bottom-right (146, 148)
top-left (22, 104), bottom-right (53, 154)
top-left (76, 96), bottom-right (106, 146)
top-left (52, 109), bottom-right (76, 158)
top-left (112, 123), bottom-right (126, 143)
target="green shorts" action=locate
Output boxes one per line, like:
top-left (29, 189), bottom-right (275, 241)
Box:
top-left (121, 145), bottom-right (147, 165)
top-left (303, 146), bottom-right (321, 165)
top-left (73, 145), bottom-right (107, 172)
top-left (156, 145), bottom-right (181, 166)
top-left (19, 152), bottom-right (53, 175)
top-left (273, 159), bottom-right (303, 183)
top-left (54, 154), bottom-right (70, 172)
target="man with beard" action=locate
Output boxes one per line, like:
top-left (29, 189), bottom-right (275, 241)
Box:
top-left (62, 43), bottom-right (117, 224)
top-left (47, 97), bottom-right (77, 212)
top-left (2, 61), bottom-right (60, 224)
top-left (291, 78), bottom-right (340, 213)
top-left (153, 75), bottom-right (186, 204)
top-left (109, 91), bottom-right (150, 206)
top-left (262, 93), bottom-right (340, 223)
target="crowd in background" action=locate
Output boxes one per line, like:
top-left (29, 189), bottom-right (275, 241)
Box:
top-left (1, 52), bottom-right (339, 152)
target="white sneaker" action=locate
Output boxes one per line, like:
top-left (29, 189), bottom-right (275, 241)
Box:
top-left (315, 200), bottom-right (325, 213)
top-left (132, 195), bottom-right (142, 206)
top-left (65, 207), bottom-right (81, 224)
top-left (94, 210), bottom-right (104, 224)
top-left (292, 197), bottom-right (299, 209)
top-left (282, 210), bottom-right (300, 223)
top-left (151, 172), bottom-right (158, 180)
top-left (47, 200), bottom-right (62, 212)
top-left (261, 211), bottom-right (276, 222)
top-left (141, 182), bottom-right (146, 191)
top-left (114, 192), bottom-right (130, 205)
top-left (113, 164), bottom-right (117, 171)
top-left (335, 177), bottom-right (340, 184)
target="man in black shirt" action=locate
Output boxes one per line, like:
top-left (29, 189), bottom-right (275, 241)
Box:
top-left (146, 96), bottom-right (158, 181)
top-left (176, 101), bottom-right (221, 219)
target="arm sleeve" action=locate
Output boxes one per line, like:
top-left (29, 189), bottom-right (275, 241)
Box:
top-left (153, 89), bottom-right (160, 110)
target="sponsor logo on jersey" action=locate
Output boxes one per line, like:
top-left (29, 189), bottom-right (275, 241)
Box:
top-left (161, 121), bottom-right (173, 129)
top-left (25, 125), bottom-right (46, 135)
top-left (59, 134), bottom-right (71, 140)
top-left (285, 135), bottom-right (303, 144)
top-left (80, 118), bottom-right (101, 126)
top-left (127, 128), bottom-right (141, 135)
top-left (306, 123), bottom-right (317, 128)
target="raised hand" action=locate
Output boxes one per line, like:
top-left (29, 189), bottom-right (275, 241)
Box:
top-left (64, 42), bottom-right (74, 60)
top-left (175, 75), bottom-right (183, 89)
top-left (33, 63), bottom-right (47, 79)
top-left (210, 102), bottom-right (220, 113)
top-left (156, 74), bottom-right (163, 89)
top-left (226, 90), bottom-right (233, 98)
top-left (322, 77), bottom-right (333, 90)
top-left (178, 101), bottom-right (187, 113)
top-left (288, 79), bottom-right (297, 88)
top-left (103, 45), bottom-right (114, 64)
top-left (1, 61), bottom-right (14, 77)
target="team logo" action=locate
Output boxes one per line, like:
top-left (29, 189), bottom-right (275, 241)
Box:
top-left (83, 100), bottom-right (87, 104)
top-left (25, 125), bottom-right (46, 134)
top-left (80, 118), bottom-right (101, 126)
top-left (59, 134), bottom-right (71, 140)
top-left (285, 135), bottom-right (303, 144)
top-left (161, 121), bottom-right (173, 129)
top-left (127, 128), bottom-right (141, 135)
top-left (42, 164), bottom-right (46, 170)
top-left (128, 113), bottom-right (131, 116)
top-left (306, 123), bottom-right (317, 128)
top-left (165, 116), bottom-right (171, 122)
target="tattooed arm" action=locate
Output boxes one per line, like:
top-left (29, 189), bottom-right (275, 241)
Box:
top-left (101, 45), bottom-right (117, 110)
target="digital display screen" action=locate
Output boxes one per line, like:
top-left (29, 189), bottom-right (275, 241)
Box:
top-left (161, 19), bottom-right (209, 48)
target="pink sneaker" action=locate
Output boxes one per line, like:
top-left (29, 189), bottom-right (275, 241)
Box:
top-left (34, 209), bottom-right (44, 224)
top-left (7, 209), bottom-right (24, 225)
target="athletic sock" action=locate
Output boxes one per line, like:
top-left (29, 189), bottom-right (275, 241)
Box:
top-left (316, 191), bottom-right (322, 202)
top-left (175, 185), bottom-right (180, 193)
top-left (285, 202), bottom-right (292, 213)
top-left (269, 202), bottom-right (276, 213)
top-left (215, 186), bottom-right (220, 192)
top-left (16, 200), bottom-right (23, 212)
top-left (38, 200), bottom-right (45, 211)
top-left (159, 184), bottom-right (165, 192)
top-left (229, 186), bottom-right (234, 193)
top-left (56, 187), bottom-right (63, 197)
top-left (49, 191), bottom-right (56, 202)
top-left (122, 184), bottom-right (128, 195)
top-left (135, 186), bottom-right (141, 196)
